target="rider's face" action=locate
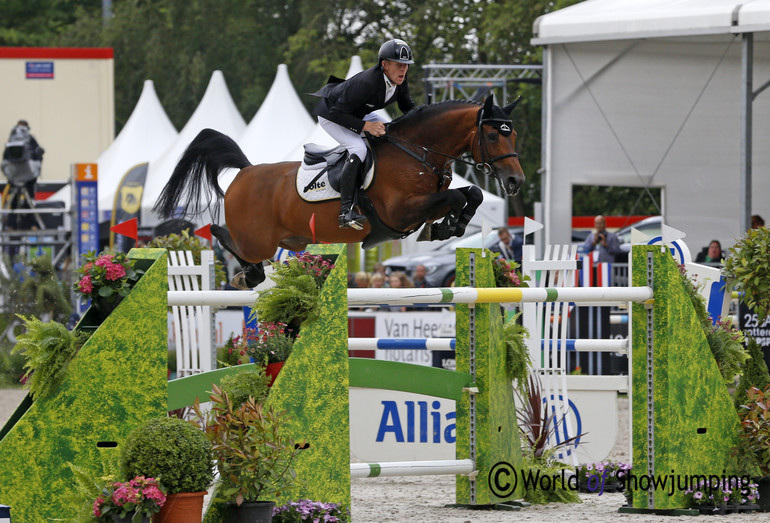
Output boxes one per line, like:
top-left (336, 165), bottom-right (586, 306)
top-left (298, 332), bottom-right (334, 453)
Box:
top-left (382, 60), bottom-right (409, 85)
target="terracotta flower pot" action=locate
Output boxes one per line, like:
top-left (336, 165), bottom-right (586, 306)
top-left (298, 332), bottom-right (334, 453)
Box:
top-left (265, 361), bottom-right (284, 387)
top-left (151, 491), bottom-right (207, 523)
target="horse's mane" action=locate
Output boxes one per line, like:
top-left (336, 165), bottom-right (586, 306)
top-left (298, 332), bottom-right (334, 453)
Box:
top-left (388, 99), bottom-right (481, 132)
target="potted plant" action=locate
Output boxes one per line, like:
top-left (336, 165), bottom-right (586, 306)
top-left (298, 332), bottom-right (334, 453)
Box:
top-left (682, 476), bottom-right (758, 514)
top-left (244, 322), bottom-right (296, 385)
top-left (12, 315), bottom-right (88, 400)
top-left (92, 476), bottom-right (167, 523)
top-left (119, 417), bottom-right (214, 523)
top-left (736, 384), bottom-right (770, 511)
top-left (73, 250), bottom-right (143, 321)
top-left (251, 253), bottom-right (334, 335)
top-left (491, 254), bottom-right (528, 288)
top-left (272, 499), bottom-right (350, 523)
top-left (193, 384), bottom-right (304, 523)
top-left (576, 460), bottom-right (631, 493)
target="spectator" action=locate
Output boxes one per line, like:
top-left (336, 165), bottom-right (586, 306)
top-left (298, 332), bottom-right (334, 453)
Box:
top-left (583, 215), bottom-right (622, 263)
top-left (695, 240), bottom-right (724, 265)
top-left (412, 264), bottom-right (431, 288)
top-left (372, 262), bottom-right (387, 278)
top-left (491, 227), bottom-right (522, 261)
top-left (387, 271), bottom-right (413, 311)
top-left (752, 215), bottom-right (765, 229)
top-left (354, 271), bottom-right (371, 288)
top-left (370, 273), bottom-right (386, 288)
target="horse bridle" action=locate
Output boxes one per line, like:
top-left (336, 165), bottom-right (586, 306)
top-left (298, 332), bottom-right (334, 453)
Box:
top-left (383, 116), bottom-right (517, 191)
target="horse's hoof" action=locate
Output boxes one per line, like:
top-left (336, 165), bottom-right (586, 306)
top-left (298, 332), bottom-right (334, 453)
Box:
top-left (229, 271), bottom-right (251, 290)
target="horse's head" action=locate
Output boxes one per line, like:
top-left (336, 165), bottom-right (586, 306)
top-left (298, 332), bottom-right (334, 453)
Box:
top-left (471, 95), bottom-right (525, 196)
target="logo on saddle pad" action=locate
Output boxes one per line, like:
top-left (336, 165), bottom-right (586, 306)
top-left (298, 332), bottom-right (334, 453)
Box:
top-left (295, 159), bottom-right (375, 203)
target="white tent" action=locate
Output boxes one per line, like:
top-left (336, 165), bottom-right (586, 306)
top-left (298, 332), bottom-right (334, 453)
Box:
top-left (48, 80), bottom-right (177, 217)
top-left (228, 64), bottom-right (313, 179)
top-left (141, 70), bottom-right (247, 226)
top-left (533, 0), bottom-right (770, 250)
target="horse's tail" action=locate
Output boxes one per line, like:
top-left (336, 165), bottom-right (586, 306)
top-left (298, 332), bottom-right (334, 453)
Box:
top-left (153, 128), bottom-right (251, 220)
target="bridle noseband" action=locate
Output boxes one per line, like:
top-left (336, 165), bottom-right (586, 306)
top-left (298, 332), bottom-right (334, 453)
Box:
top-left (381, 113), bottom-right (517, 191)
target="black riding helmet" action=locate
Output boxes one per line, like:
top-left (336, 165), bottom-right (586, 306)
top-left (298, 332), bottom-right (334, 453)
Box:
top-left (378, 39), bottom-right (414, 65)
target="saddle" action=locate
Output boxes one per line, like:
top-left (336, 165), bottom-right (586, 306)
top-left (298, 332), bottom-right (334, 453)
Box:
top-left (300, 144), bottom-right (374, 193)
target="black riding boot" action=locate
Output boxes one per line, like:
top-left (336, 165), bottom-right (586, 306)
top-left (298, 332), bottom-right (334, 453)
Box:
top-left (338, 155), bottom-right (368, 230)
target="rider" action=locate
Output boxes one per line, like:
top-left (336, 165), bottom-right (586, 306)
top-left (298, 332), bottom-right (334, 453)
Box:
top-left (311, 39), bottom-right (417, 229)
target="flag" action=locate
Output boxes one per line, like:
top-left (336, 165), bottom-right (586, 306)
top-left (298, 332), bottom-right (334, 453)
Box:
top-left (110, 163), bottom-right (148, 251)
top-left (195, 224), bottom-right (212, 243)
top-left (596, 262), bottom-right (612, 287)
top-left (309, 213), bottom-right (316, 244)
top-left (110, 218), bottom-right (138, 241)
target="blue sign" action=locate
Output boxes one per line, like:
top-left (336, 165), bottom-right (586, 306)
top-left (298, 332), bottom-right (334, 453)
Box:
top-left (26, 61), bottom-right (54, 79)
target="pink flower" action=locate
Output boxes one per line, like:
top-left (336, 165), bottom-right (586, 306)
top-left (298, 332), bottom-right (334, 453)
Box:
top-left (95, 254), bottom-right (116, 267)
top-left (143, 485), bottom-right (167, 505)
top-left (78, 275), bottom-right (94, 294)
top-left (93, 498), bottom-right (103, 517)
top-left (105, 262), bottom-right (127, 281)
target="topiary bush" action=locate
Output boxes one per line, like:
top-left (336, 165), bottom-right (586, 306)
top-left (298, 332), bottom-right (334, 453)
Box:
top-left (120, 417), bottom-right (214, 495)
top-left (218, 365), bottom-right (271, 407)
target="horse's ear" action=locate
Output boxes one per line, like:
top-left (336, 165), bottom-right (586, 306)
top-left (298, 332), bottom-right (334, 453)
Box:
top-left (503, 96), bottom-right (522, 116)
top-left (483, 94), bottom-right (494, 116)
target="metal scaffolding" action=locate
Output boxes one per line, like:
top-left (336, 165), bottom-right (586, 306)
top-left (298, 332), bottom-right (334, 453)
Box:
top-left (421, 63), bottom-right (542, 105)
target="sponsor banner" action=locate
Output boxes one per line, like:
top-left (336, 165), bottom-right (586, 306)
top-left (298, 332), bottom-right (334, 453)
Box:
top-left (350, 376), bottom-right (622, 464)
top-left (374, 310), bottom-right (455, 338)
top-left (26, 61), bottom-right (54, 79)
top-left (349, 388), bottom-right (456, 462)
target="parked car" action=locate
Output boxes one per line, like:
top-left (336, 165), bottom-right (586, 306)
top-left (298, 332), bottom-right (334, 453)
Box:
top-left (616, 216), bottom-right (662, 253)
top-left (382, 230), bottom-right (516, 287)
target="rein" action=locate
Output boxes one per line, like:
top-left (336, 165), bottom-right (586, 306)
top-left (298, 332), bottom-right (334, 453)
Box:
top-left (382, 116), bottom-right (517, 191)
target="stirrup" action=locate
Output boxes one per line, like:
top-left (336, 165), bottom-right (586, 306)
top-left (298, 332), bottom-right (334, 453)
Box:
top-left (338, 211), bottom-right (367, 231)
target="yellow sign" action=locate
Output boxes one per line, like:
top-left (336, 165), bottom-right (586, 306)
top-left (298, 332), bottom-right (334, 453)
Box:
top-left (119, 184), bottom-right (143, 214)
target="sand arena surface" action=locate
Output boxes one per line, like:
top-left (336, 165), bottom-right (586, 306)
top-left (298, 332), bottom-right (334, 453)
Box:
top-left (1, 391), bottom-right (763, 522)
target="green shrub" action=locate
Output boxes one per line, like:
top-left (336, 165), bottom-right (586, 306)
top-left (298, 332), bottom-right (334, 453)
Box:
top-left (0, 347), bottom-right (26, 387)
top-left (724, 226), bottom-right (770, 323)
top-left (120, 417), bottom-right (214, 494)
top-left (219, 366), bottom-right (271, 407)
top-left (734, 336), bottom-right (770, 411)
top-left (502, 312), bottom-right (530, 394)
top-left (12, 316), bottom-right (89, 400)
top-left (146, 230), bottom-right (227, 287)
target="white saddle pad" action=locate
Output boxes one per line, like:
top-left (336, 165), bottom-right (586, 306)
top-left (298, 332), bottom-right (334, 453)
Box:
top-left (295, 161), bottom-right (375, 203)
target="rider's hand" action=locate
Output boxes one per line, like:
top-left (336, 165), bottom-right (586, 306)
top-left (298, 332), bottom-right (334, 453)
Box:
top-left (363, 121), bottom-right (386, 137)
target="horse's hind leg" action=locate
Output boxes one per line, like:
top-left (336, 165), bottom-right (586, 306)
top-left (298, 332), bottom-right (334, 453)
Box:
top-left (211, 224), bottom-right (266, 289)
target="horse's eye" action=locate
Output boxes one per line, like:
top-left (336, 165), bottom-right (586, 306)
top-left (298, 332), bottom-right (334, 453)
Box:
top-left (487, 132), bottom-right (498, 142)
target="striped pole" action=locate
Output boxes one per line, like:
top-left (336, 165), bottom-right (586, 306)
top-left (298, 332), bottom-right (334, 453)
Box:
top-left (347, 337), bottom-right (627, 353)
top-left (168, 286), bottom-right (653, 307)
top-left (350, 459), bottom-right (475, 479)
top-left (348, 338), bottom-right (456, 351)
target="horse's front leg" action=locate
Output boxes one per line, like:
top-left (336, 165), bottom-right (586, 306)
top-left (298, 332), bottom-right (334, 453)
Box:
top-left (452, 186), bottom-right (483, 238)
top-left (406, 189), bottom-right (468, 242)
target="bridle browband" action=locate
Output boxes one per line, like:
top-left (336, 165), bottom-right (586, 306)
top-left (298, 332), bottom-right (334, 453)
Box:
top-left (381, 111), bottom-right (517, 191)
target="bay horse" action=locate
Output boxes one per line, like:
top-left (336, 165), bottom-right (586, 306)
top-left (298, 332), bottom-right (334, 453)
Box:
top-left (153, 94), bottom-right (525, 288)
